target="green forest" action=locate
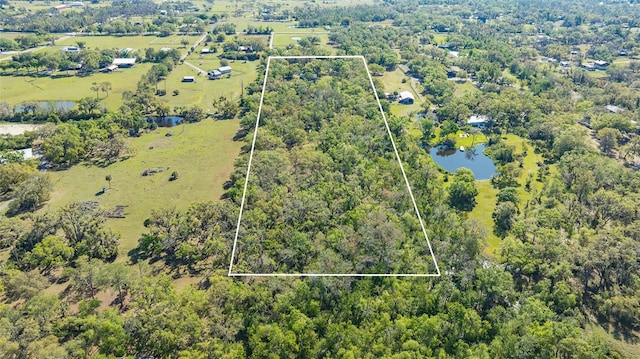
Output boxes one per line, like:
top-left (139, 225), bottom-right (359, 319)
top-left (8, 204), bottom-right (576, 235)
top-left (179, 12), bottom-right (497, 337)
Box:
top-left (229, 57), bottom-right (438, 275)
top-left (0, 0), bottom-right (640, 357)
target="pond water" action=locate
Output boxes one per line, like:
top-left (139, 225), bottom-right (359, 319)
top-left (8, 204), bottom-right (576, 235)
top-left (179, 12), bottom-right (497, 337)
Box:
top-left (147, 116), bottom-right (184, 127)
top-left (14, 101), bottom-right (76, 113)
top-left (428, 143), bottom-right (497, 180)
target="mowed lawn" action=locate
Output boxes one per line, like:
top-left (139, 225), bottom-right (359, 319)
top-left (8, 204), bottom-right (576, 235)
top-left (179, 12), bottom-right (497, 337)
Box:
top-left (379, 68), bottom-right (422, 116)
top-left (43, 119), bottom-right (244, 258)
top-left (164, 55), bottom-right (260, 109)
top-left (469, 134), bottom-right (549, 255)
top-left (0, 63), bottom-right (154, 109)
top-left (272, 32), bottom-right (329, 48)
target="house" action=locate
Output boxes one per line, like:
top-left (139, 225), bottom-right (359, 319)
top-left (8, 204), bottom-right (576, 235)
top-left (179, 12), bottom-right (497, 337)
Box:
top-left (218, 66), bottom-right (232, 74)
top-left (398, 91), bottom-right (415, 105)
top-left (61, 46), bottom-right (81, 52)
top-left (208, 69), bottom-right (222, 80)
top-left (594, 60), bottom-right (609, 70)
top-left (159, 47), bottom-right (171, 52)
top-left (467, 115), bottom-right (490, 128)
top-left (159, 10), bottom-right (167, 15)
top-left (69, 2), bottom-right (84, 8)
top-left (200, 48), bottom-right (212, 54)
top-left (52, 4), bottom-right (67, 11)
top-left (446, 67), bottom-right (461, 78)
top-left (581, 62), bottom-right (595, 71)
top-left (182, 76), bottom-right (196, 82)
top-left (102, 64), bottom-right (118, 72)
top-left (237, 45), bottom-right (255, 53)
top-left (112, 58), bottom-right (137, 68)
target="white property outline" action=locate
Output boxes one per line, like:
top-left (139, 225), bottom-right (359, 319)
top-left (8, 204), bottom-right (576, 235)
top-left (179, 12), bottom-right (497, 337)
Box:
top-left (228, 55), bottom-right (441, 277)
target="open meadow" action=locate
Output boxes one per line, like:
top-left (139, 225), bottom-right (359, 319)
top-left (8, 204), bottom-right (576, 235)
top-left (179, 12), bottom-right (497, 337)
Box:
top-left (165, 52), bottom-right (260, 108)
top-left (1, 63), bottom-right (154, 109)
top-left (379, 67), bottom-right (423, 116)
top-left (54, 34), bottom-right (202, 52)
top-left (42, 119), bottom-right (244, 258)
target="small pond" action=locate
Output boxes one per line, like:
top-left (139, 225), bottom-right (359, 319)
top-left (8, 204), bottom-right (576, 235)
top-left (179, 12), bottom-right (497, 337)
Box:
top-left (14, 101), bottom-right (76, 113)
top-left (147, 116), bottom-right (184, 127)
top-left (428, 143), bottom-right (497, 180)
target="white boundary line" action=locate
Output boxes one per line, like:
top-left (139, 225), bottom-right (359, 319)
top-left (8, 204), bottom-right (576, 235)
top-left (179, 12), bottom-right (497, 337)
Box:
top-left (228, 55), bottom-right (440, 277)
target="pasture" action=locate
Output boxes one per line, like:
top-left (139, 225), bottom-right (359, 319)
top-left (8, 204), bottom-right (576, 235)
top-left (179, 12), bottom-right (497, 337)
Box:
top-left (0, 63), bottom-right (154, 109)
top-left (43, 118), bottom-right (244, 257)
top-left (54, 34), bottom-right (201, 52)
top-left (164, 52), bottom-right (260, 109)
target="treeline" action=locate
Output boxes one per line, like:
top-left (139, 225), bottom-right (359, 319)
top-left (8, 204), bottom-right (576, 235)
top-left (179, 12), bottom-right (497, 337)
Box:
top-left (227, 58), bottom-right (436, 274)
top-left (0, 0), bottom-right (158, 33)
top-left (293, 4), bottom-right (397, 27)
top-left (0, 56), bottom-right (624, 358)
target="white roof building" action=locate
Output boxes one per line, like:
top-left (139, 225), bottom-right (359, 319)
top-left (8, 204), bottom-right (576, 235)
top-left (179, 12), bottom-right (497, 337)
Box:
top-left (398, 91), bottom-right (415, 104)
top-left (112, 58), bottom-right (137, 67)
top-left (606, 105), bottom-right (624, 114)
top-left (467, 115), bottom-right (490, 127)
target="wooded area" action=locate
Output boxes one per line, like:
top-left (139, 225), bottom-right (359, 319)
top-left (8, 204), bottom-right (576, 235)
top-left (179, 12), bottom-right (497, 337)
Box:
top-left (0, 0), bottom-right (640, 357)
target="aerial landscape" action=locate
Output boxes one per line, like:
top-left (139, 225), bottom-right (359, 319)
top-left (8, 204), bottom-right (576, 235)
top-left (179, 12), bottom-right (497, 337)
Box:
top-left (0, 0), bottom-right (640, 357)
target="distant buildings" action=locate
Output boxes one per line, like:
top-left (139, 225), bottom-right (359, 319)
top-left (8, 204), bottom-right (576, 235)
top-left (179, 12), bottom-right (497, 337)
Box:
top-left (581, 60), bottom-right (609, 71)
top-left (112, 58), bottom-right (137, 68)
top-left (593, 60), bottom-right (609, 70)
top-left (208, 69), bottom-right (222, 80)
top-left (581, 62), bottom-right (596, 71)
top-left (61, 46), bottom-right (81, 53)
top-left (606, 105), bottom-right (624, 114)
top-left (102, 64), bottom-right (118, 72)
top-left (398, 91), bottom-right (415, 105)
top-left (208, 66), bottom-right (231, 80)
top-left (467, 115), bottom-right (490, 128)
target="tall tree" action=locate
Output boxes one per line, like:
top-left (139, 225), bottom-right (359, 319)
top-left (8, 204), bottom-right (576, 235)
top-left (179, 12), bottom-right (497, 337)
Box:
top-left (448, 168), bottom-right (478, 211)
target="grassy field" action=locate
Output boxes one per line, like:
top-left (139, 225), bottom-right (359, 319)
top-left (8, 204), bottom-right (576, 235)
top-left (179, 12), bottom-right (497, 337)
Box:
top-left (379, 68), bottom-right (423, 116)
top-left (585, 324), bottom-right (640, 359)
top-left (272, 32), bottom-right (328, 47)
top-left (41, 119), bottom-right (244, 258)
top-left (452, 79), bottom-right (479, 97)
top-left (54, 34), bottom-right (201, 52)
top-left (468, 134), bottom-right (548, 255)
top-left (164, 53), bottom-right (260, 109)
top-left (0, 63), bottom-right (154, 109)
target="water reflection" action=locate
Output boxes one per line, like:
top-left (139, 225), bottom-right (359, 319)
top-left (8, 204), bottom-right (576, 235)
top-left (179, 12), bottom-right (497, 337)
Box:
top-left (428, 143), bottom-right (497, 180)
